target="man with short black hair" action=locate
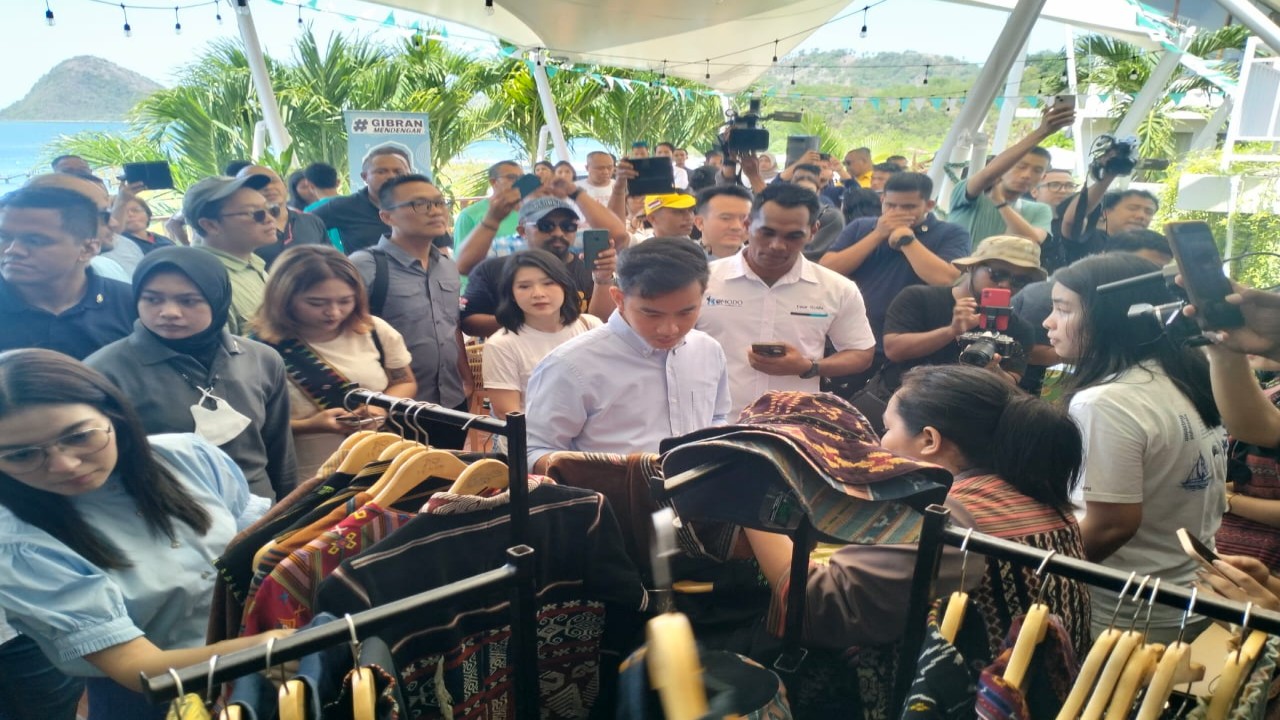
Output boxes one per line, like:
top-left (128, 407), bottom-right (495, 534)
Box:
top-left (1032, 169), bottom-right (1077, 208)
top-left (869, 162), bottom-right (902, 193)
top-left (525, 237), bottom-right (730, 469)
top-left (699, 183), bottom-right (875, 417)
top-left (0, 185), bottom-right (136, 359)
top-left (236, 164), bottom-right (330, 266)
top-left (185, 174), bottom-right (277, 333)
top-left (885, 155), bottom-right (909, 171)
top-left (50, 154), bottom-right (91, 176)
top-left (1057, 188), bottom-right (1159, 266)
top-left (312, 143), bottom-right (414, 255)
top-left (694, 185), bottom-right (752, 260)
top-left (350, 173), bottom-right (471, 448)
top-left (455, 160), bottom-right (523, 262)
top-left (948, 106), bottom-right (1074, 246)
top-left (302, 162), bottom-right (341, 212)
top-left (688, 150), bottom-right (724, 193)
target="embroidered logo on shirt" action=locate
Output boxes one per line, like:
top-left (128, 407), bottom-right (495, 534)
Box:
top-left (705, 296), bottom-right (744, 308)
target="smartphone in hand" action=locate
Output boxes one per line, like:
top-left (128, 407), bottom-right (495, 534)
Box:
top-left (751, 342), bottom-right (787, 357)
top-left (1165, 221), bottom-right (1246, 330)
top-left (514, 173), bottom-right (543, 198)
top-left (1177, 527), bottom-right (1238, 584)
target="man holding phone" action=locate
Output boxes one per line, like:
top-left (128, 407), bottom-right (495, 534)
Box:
top-left (454, 161), bottom-right (523, 262)
top-left (460, 191), bottom-right (623, 337)
top-left (698, 183), bottom-right (876, 418)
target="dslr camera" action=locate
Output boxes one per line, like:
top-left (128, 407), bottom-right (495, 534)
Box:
top-left (957, 288), bottom-right (1024, 367)
top-left (719, 99), bottom-right (801, 156)
top-left (1089, 134), bottom-right (1140, 179)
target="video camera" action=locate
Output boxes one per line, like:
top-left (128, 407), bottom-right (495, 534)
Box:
top-left (719, 99), bottom-right (802, 156)
top-left (957, 288), bottom-right (1024, 367)
top-left (1097, 221), bottom-right (1245, 347)
top-left (1089, 134), bottom-right (1140, 179)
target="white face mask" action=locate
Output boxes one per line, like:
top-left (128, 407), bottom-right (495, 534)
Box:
top-left (189, 388), bottom-right (251, 446)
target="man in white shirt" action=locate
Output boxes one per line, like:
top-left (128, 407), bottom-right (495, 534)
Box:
top-left (656, 142), bottom-right (690, 191)
top-left (699, 183), bottom-right (877, 418)
top-left (576, 151), bottom-right (616, 206)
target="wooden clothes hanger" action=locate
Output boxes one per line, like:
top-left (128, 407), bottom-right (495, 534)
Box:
top-left (337, 432), bottom-right (401, 474)
top-left (1137, 587), bottom-right (1203, 720)
top-left (372, 450), bottom-right (469, 507)
top-left (448, 457), bottom-right (510, 496)
top-left (1057, 572), bottom-right (1139, 720)
top-left (1207, 602), bottom-right (1269, 720)
top-left (1002, 551), bottom-right (1057, 691)
top-left (1081, 577), bottom-right (1154, 720)
top-left (647, 612), bottom-right (709, 720)
top-left (344, 615), bottom-right (377, 720)
top-left (939, 529), bottom-right (975, 643)
top-left (164, 668), bottom-right (211, 720)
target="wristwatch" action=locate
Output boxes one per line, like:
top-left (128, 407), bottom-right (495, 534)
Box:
top-left (799, 360), bottom-right (821, 379)
top-left (891, 233), bottom-right (917, 249)
top-left (568, 188), bottom-right (582, 201)
top-left (993, 202), bottom-right (1010, 210)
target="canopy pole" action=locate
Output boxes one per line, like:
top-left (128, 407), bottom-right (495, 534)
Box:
top-left (234, 0), bottom-right (293, 161)
top-left (1114, 48), bottom-right (1184, 138)
top-left (1065, 25), bottom-right (1087, 177)
top-left (991, 43), bottom-right (1030, 154)
top-left (529, 52), bottom-right (571, 162)
top-left (928, 0), bottom-right (1047, 196)
top-left (1211, 0), bottom-right (1280, 52)
top-left (1190, 97), bottom-right (1232, 152)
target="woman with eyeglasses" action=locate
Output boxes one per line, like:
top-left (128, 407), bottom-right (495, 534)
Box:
top-left (251, 245), bottom-right (417, 479)
top-left (86, 247), bottom-right (297, 501)
top-left (0, 348), bottom-right (291, 720)
top-left (1047, 252), bottom-right (1226, 642)
top-left (851, 236), bottom-right (1044, 432)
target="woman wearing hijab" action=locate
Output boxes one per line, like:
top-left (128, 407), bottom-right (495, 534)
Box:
top-left (86, 247), bottom-right (297, 500)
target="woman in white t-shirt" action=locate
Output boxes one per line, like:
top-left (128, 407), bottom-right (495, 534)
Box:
top-left (484, 250), bottom-right (601, 430)
top-left (1046, 252), bottom-right (1226, 641)
top-left (252, 246), bottom-right (417, 478)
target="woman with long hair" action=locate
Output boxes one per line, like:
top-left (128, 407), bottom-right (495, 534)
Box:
top-left (483, 250), bottom-right (601, 432)
top-left (252, 245), bottom-right (416, 478)
top-left (86, 247), bottom-right (297, 500)
top-left (0, 349), bottom-right (288, 719)
top-left (1047, 252), bottom-right (1226, 640)
top-left (554, 161), bottom-right (577, 184)
top-left (743, 365), bottom-right (1090, 717)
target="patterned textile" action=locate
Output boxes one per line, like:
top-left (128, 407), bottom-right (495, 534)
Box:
top-left (617, 647), bottom-right (793, 719)
top-left (1218, 384), bottom-right (1280, 571)
top-left (1188, 634), bottom-right (1280, 720)
top-left (329, 637), bottom-right (407, 720)
top-left (950, 474), bottom-right (1093, 657)
top-left (900, 598), bottom-right (991, 720)
top-left (974, 612), bottom-right (1078, 720)
top-left (240, 501), bottom-right (414, 635)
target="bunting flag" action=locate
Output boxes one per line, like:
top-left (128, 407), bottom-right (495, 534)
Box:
top-left (1169, 91), bottom-right (1187, 105)
top-left (994, 97), bottom-right (1005, 110)
top-left (869, 98), bottom-right (881, 111)
top-left (841, 97), bottom-right (853, 112)
top-left (899, 98), bottom-right (910, 112)
top-left (930, 97), bottom-right (944, 110)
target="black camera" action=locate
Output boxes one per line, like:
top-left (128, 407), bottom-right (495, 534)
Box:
top-left (719, 99), bottom-right (801, 156)
top-left (958, 331), bottom-right (1024, 367)
top-left (1090, 134), bottom-right (1140, 179)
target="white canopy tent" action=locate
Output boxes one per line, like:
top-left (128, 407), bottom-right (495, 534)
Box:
top-left (234, 0), bottom-right (1280, 187)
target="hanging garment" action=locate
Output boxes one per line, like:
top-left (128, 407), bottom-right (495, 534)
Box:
top-left (1188, 634), bottom-right (1280, 720)
top-left (224, 670), bottom-right (277, 720)
top-left (900, 597), bottom-right (993, 720)
top-left (974, 612), bottom-right (1078, 720)
top-left (316, 480), bottom-right (648, 720)
top-left (616, 648), bottom-right (793, 720)
top-left (1217, 384), bottom-right (1280, 572)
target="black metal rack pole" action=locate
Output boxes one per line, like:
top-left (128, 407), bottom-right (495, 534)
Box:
top-left (141, 546), bottom-right (535, 703)
top-left (893, 504), bottom-right (951, 709)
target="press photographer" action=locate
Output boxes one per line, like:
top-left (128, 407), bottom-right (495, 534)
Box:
top-left (849, 235), bottom-right (1040, 431)
top-left (714, 99), bottom-right (800, 195)
top-left (1048, 135), bottom-right (1159, 271)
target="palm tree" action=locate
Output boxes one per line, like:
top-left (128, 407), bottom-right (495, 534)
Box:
top-left (568, 71), bottom-right (726, 156)
top-left (486, 59), bottom-right (605, 161)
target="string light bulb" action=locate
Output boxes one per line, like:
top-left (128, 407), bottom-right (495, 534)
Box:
top-left (297, 3), bottom-right (303, 28)
top-left (485, 0), bottom-right (495, 15)
top-left (1128, 68), bottom-right (1139, 81)
top-left (790, 66), bottom-right (797, 86)
top-left (705, 59), bottom-right (711, 81)
top-left (860, 8), bottom-right (868, 38)
top-left (120, 3), bottom-right (131, 37)
top-left (173, 6), bottom-right (182, 34)
top-left (772, 40), bottom-right (779, 63)
top-left (215, 0), bottom-right (222, 25)
top-left (45, 1), bottom-right (55, 26)
top-left (922, 65), bottom-right (930, 86)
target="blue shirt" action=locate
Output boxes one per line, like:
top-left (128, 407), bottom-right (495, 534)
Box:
top-left (826, 213), bottom-right (971, 348)
top-left (0, 434), bottom-right (268, 676)
top-left (524, 311), bottom-right (731, 467)
top-left (0, 267), bottom-right (137, 360)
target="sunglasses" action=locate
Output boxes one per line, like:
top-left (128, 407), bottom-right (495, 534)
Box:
top-left (534, 218), bottom-right (579, 234)
top-left (981, 266), bottom-right (1035, 289)
top-left (219, 205), bottom-right (282, 224)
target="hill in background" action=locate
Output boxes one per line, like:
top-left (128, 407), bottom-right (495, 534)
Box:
top-left (0, 56), bottom-right (163, 121)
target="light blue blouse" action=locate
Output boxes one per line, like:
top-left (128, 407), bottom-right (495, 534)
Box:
top-left (0, 433), bottom-right (269, 676)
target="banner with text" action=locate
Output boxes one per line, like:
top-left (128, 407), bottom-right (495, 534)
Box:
top-left (343, 110), bottom-right (432, 190)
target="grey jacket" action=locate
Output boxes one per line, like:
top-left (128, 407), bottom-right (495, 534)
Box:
top-left (86, 323), bottom-right (297, 500)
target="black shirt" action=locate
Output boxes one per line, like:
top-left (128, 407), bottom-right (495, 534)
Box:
top-left (461, 253), bottom-right (594, 326)
top-left (254, 209), bottom-right (331, 267)
top-left (122, 231), bottom-right (176, 255)
top-left (0, 268), bottom-right (137, 360)
top-left (310, 188), bottom-right (390, 256)
top-left (879, 284), bottom-right (1035, 392)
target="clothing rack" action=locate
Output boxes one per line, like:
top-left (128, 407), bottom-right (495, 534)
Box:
top-left (142, 545), bottom-right (541, 718)
top-left (893, 504), bottom-right (1280, 713)
top-left (344, 388), bottom-right (531, 548)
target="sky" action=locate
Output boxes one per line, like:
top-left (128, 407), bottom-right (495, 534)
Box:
top-left (0, 0), bottom-right (1073, 109)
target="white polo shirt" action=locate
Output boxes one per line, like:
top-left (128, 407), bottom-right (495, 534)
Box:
top-left (699, 251), bottom-right (876, 417)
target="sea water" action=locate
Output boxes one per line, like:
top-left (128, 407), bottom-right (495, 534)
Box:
top-left (0, 121), bottom-right (129, 187)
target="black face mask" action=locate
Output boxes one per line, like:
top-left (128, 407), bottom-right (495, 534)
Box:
top-left (132, 247), bottom-right (232, 362)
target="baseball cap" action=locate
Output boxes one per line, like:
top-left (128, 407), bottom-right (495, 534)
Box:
top-left (660, 391), bottom-right (953, 544)
top-left (518, 196), bottom-right (579, 227)
top-left (952, 235), bottom-right (1048, 280)
top-left (182, 174), bottom-right (272, 226)
top-left (644, 194), bottom-right (696, 215)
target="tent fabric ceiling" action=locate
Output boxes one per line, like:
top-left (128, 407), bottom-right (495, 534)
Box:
top-left (363, 0), bottom-right (1243, 92)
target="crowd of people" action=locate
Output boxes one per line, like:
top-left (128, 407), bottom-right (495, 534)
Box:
top-left (2, 100), bottom-right (1280, 719)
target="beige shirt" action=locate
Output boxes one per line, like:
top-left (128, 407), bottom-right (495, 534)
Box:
top-left (198, 246), bottom-right (267, 335)
top-left (287, 316), bottom-right (412, 478)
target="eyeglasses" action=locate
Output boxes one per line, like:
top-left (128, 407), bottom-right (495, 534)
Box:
top-left (981, 266), bottom-right (1036, 290)
top-left (388, 198), bottom-right (453, 214)
top-left (1040, 181), bottom-right (1078, 192)
top-left (219, 205), bottom-right (282, 224)
top-left (534, 218), bottom-right (579, 234)
top-left (0, 426), bottom-right (113, 473)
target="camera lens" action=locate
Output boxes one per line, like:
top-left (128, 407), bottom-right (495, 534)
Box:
top-left (959, 338), bottom-right (998, 367)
